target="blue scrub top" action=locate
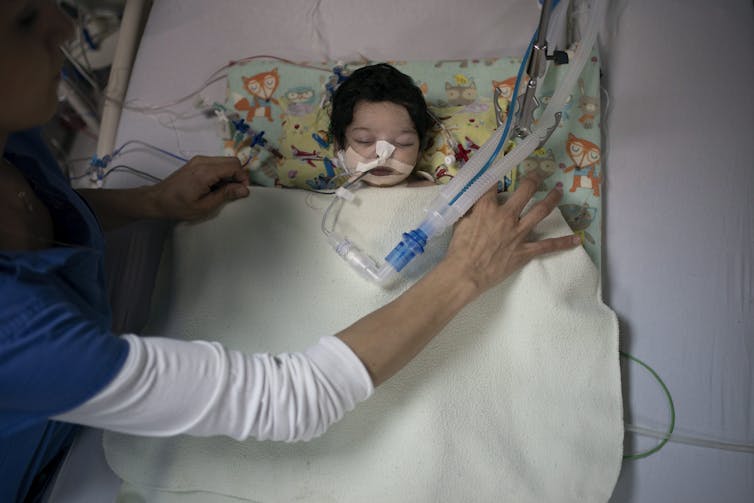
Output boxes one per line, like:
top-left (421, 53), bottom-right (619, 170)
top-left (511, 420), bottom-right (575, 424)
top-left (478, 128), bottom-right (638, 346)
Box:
top-left (0, 130), bottom-right (129, 502)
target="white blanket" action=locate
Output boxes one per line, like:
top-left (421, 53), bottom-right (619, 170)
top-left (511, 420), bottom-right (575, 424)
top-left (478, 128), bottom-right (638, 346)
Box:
top-left (103, 185), bottom-right (623, 502)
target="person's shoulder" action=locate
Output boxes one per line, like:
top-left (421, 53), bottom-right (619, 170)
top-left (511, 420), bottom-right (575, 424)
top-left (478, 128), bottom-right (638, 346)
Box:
top-left (5, 128), bottom-right (46, 157)
top-left (5, 128), bottom-right (67, 184)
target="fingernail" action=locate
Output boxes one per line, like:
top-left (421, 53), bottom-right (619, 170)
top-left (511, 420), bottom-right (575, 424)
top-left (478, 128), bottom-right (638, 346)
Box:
top-left (572, 235), bottom-right (581, 244)
top-left (233, 188), bottom-right (247, 198)
top-left (556, 181), bottom-right (563, 191)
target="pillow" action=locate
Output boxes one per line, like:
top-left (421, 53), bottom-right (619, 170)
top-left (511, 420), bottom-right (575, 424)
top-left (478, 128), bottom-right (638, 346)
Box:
top-left (221, 58), bottom-right (521, 189)
top-left (220, 55), bottom-right (604, 267)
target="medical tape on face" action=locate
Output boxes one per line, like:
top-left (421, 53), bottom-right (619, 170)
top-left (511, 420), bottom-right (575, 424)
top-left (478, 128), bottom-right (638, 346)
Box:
top-left (344, 140), bottom-right (414, 175)
top-left (355, 140), bottom-right (395, 172)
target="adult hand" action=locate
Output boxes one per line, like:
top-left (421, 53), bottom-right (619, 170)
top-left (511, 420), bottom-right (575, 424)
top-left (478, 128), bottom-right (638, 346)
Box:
top-left (337, 171), bottom-right (580, 386)
top-left (151, 156), bottom-right (250, 221)
top-left (443, 171), bottom-right (580, 296)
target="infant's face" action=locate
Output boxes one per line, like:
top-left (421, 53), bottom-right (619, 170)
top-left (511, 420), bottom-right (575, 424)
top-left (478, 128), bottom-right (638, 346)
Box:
top-left (344, 101), bottom-right (420, 186)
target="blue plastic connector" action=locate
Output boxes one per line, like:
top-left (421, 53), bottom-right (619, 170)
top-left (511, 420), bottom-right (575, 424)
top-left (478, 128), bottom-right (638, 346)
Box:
top-left (385, 228), bottom-right (428, 272)
top-left (231, 118), bottom-right (250, 134)
top-left (90, 155), bottom-right (111, 168)
top-left (250, 130), bottom-right (266, 147)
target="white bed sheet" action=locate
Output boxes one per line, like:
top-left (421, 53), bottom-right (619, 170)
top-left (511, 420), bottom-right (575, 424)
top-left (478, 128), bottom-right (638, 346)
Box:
top-left (52, 0), bottom-right (753, 501)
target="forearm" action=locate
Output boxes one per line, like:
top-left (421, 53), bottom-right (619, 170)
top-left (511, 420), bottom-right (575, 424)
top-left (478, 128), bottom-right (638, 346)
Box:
top-left (54, 334), bottom-right (373, 441)
top-left (76, 156), bottom-right (250, 229)
top-left (77, 186), bottom-right (161, 230)
top-left (339, 179), bottom-right (580, 386)
top-left (337, 259), bottom-right (479, 387)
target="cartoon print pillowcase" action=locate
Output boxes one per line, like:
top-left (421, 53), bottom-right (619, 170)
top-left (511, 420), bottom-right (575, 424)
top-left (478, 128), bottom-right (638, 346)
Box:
top-left (220, 56), bottom-right (603, 267)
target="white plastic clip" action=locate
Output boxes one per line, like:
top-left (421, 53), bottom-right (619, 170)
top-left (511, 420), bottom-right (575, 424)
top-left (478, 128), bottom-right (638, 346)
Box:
top-left (335, 186), bottom-right (355, 201)
top-left (214, 110), bottom-right (232, 140)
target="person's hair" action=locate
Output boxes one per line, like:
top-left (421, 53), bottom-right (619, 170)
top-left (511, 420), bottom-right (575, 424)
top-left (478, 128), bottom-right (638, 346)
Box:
top-left (329, 63), bottom-right (431, 151)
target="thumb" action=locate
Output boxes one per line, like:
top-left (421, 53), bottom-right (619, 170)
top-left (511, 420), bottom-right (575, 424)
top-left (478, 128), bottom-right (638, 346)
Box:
top-left (224, 183), bottom-right (250, 200)
top-left (195, 184), bottom-right (247, 213)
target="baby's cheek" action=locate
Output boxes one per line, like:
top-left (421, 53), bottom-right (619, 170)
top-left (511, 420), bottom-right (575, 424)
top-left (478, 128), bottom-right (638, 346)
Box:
top-left (350, 144), bottom-right (375, 159)
top-left (399, 148), bottom-right (420, 167)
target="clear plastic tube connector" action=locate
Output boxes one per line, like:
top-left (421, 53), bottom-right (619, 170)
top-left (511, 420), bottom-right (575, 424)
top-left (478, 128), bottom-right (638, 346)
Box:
top-left (327, 233), bottom-right (395, 284)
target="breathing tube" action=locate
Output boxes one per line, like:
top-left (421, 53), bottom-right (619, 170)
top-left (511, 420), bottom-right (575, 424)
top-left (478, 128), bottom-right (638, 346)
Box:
top-left (330, 0), bottom-right (605, 285)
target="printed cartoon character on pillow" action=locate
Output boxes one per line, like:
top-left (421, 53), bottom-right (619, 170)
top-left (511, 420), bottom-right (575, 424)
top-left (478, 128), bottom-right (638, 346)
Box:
top-left (560, 133), bottom-right (601, 196)
top-left (233, 68), bottom-right (281, 122)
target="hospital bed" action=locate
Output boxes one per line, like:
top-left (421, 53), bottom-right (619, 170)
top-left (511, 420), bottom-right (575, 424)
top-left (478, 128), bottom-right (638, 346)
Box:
top-left (47, 0), bottom-right (753, 501)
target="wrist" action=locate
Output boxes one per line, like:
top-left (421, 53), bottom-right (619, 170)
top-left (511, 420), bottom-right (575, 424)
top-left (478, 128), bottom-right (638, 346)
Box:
top-left (421, 259), bottom-right (480, 313)
top-left (137, 184), bottom-right (165, 220)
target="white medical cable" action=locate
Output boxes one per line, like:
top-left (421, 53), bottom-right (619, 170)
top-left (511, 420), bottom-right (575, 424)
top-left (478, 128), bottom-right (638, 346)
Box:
top-left (110, 55), bottom-right (332, 114)
top-left (625, 424), bottom-right (754, 454)
top-left (321, 170), bottom-right (373, 236)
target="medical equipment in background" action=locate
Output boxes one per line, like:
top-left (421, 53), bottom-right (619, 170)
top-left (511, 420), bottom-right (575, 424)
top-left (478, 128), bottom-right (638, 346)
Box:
top-left (47, 1), bottom-right (121, 177)
top-left (325, 0), bottom-right (605, 285)
top-left (57, 1), bottom-right (114, 137)
top-left (58, 77), bottom-right (101, 136)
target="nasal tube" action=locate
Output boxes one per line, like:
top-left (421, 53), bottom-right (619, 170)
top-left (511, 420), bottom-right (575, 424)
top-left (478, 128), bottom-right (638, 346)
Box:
top-left (375, 0), bottom-right (605, 284)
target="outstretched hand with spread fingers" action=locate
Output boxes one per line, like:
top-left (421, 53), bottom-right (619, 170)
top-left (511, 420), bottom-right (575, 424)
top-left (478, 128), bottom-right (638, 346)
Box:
top-left (444, 171), bottom-right (581, 296)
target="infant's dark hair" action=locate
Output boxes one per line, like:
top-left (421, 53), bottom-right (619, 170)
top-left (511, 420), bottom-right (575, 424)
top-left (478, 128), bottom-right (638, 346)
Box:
top-left (329, 63), bottom-right (431, 150)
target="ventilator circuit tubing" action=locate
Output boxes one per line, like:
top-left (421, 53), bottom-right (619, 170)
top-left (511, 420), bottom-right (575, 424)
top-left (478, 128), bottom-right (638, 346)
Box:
top-left (376, 0), bottom-right (604, 284)
top-left (330, 0), bottom-right (605, 284)
top-left (329, 31), bottom-right (533, 284)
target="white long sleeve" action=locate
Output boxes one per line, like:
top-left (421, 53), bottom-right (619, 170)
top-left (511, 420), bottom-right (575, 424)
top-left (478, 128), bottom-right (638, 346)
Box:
top-left (54, 334), bottom-right (374, 442)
